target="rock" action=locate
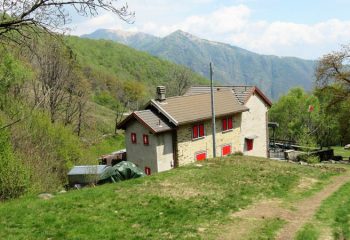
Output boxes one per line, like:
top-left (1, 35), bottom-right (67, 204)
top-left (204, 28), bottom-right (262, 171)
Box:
top-left (197, 227), bottom-right (206, 233)
top-left (38, 193), bottom-right (54, 200)
top-left (132, 224), bottom-right (140, 228)
top-left (299, 161), bottom-right (308, 165)
top-left (58, 190), bottom-right (67, 194)
top-left (344, 144), bottom-right (350, 150)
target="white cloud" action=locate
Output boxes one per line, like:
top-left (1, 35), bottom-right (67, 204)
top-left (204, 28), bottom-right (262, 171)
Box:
top-left (70, 2), bottom-right (350, 59)
top-left (69, 12), bottom-right (124, 35)
top-left (135, 4), bottom-right (350, 59)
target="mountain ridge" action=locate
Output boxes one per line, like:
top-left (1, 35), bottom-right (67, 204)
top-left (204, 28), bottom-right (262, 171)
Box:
top-left (82, 29), bottom-right (316, 100)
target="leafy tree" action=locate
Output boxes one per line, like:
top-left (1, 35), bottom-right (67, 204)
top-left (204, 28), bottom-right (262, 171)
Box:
top-left (316, 44), bottom-right (350, 106)
top-left (0, 48), bottom-right (29, 109)
top-left (270, 87), bottom-right (346, 147)
top-left (270, 88), bottom-right (319, 142)
top-left (315, 87), bottom-right (350, 145)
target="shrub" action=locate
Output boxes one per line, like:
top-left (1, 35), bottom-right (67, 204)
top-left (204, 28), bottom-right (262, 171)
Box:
top-left (93, 91), bottom-right (119, 110)
top-left (297, 154), bottom-right (320, 164)
top-left (11, 109), bottom-right (82, 192)
top-left (306, 155), bottom-right (320, 164)
top-left (0, 128), bottom-right (29, 200)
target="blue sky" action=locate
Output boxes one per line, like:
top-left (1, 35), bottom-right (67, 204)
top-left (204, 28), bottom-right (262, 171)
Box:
top-left (69, 0), bottom-right (350, 59)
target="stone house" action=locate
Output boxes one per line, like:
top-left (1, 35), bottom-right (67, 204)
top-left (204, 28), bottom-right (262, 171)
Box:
top-left (118, 86), bottom-right (272, 175)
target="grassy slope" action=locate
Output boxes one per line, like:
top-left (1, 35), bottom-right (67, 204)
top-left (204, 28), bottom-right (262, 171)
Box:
top-left (332, 146), bottom-right (350, 158)
top-left (0, 156), bottom-right (339, 240)
top-left (297, 179), bottom-right (350, 240)
top-left (80, 101), bottom-right (125, 164)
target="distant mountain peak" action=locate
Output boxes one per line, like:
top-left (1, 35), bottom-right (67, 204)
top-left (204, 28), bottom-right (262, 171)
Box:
top-left (105, 29), bottom-right (139, 37)
top-left (166, 30), bottom-right (227, 48)
top-left (168, 29), bottom-right (200, 40)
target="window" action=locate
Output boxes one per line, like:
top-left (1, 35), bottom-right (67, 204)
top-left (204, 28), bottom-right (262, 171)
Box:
top-left (143, 134), bottom-right (149, 145)
top-left (222, 116), bottom-right (233, 131)
top-left (195, 152), bottom-right (207, 161)
top-left (145, 167), bottom-right (151, 175)
top-left (192, 123), bottom-right (205, 139)
top-left (131, 133), bottom-right (137, 144)
top-left (222, 145), bottom-right (231, 156)
top-left (246, 139), bottom-right (254, 151)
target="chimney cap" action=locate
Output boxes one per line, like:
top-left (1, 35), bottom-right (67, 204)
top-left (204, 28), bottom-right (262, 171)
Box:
top-left (156, 86), bottom-right (166, 101)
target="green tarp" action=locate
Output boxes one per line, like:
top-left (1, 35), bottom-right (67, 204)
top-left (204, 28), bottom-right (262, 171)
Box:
top-left (68, 162), bottom-right (145, 187)
top-left (98, 161), bottom-right (145, 184)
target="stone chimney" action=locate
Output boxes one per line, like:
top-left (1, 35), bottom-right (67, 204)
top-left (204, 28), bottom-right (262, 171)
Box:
top-left (156, 86), bottom-right (166, 102)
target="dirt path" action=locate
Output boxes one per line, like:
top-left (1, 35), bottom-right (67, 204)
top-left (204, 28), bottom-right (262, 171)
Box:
top-left (218, 173), bottom-right (350, 240)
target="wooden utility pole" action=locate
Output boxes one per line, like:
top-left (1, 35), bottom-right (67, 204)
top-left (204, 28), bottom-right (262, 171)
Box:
top-left (210, 62), bottom-right (216, 158)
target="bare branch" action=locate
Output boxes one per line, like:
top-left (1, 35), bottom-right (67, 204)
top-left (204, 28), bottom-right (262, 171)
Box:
top-left (0, 0), bottom-right (134, 44)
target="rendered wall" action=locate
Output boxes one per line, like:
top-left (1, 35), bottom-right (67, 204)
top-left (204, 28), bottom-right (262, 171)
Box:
top-left (156, 132), bottom-right (174, 172)
top-left (241, 94), bottom-right (269, 157)
top-left (125, 120), bottom-right (158, 174)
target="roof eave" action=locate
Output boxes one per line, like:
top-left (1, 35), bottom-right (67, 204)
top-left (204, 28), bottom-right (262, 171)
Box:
top-left (177, 108), bottom-right (249, 126)
top-left (117, 112), bottom-right (171, 134)
top-left (244, 86), bottom-right (272, 107)
top-left (149, 100), bottom-right (179, 126)
top-left (116, 112), bottom-right (134, 130)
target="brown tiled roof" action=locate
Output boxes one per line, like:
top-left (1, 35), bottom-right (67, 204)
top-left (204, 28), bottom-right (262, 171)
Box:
top-left (150, 89), bottom-right (248, 125)
top-left (117, 110), bottom-right (174, 133)
top-left (185, 86), bottom-right (272, 107)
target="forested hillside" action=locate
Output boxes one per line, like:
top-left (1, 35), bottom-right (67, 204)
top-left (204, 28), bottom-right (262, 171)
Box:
top-left (0, 35), bottom-right (207, 200)
top-left (66, 36), bottom-right (207, 98)
top-left (83, 29), bottom-right (316, 100)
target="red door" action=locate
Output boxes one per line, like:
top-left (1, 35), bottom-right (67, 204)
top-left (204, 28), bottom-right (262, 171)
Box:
top-left (145, 167), bottom-right (151, 175)
top-left (196, 152), bottom-right (206, 161)
top-left (246, 139), bottom-right (254, 151)
top-left (222, 145), bottom-right (231, 156)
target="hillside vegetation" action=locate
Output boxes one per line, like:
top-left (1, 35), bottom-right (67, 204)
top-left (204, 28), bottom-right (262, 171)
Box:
top-left (0, 156), bottom-right (340, 239)
top-left (0, 35), bottom-right (207, 200)
top-left (66, 36), bottom-right (208, 98)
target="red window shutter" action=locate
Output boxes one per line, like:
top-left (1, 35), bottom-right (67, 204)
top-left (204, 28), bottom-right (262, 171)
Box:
top-left (196, 152), bottom-right (206, 161)
top-left (145, 167), bottom-right (151, 175)
top-left (222, 118), bottom-right (227, 131)
top-left (246, 139), bottom-right (253, 151)
top-left (143, 134), bottom-right (149, 145)
top-left (193, 125), bottom-right (198, 139)
top-left (199, 124), bottom-right (204, 137)
top-left (222, 145), bottom-right (231, 156)
top-left (131, 133), bottom-right (137, 143)
top-left (228, 117), bottom-right (233, 129)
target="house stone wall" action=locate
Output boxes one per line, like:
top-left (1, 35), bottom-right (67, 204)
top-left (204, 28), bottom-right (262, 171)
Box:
top-left (241, 94), bottom-right (269, 157)
top-left (176, 114), bottom-right (242, 166)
